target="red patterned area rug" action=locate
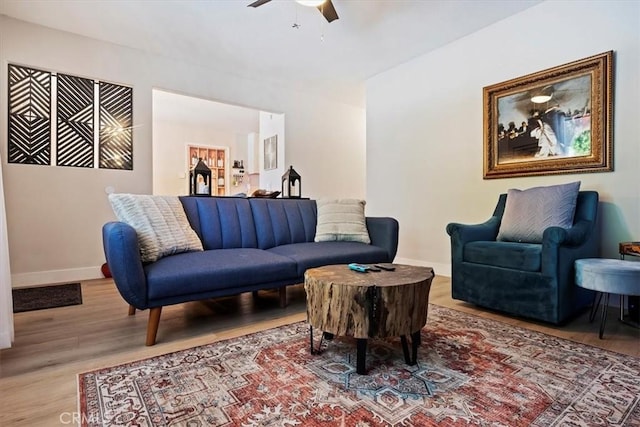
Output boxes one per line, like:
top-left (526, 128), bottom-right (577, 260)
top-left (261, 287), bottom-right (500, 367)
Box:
top-left (78, 305), bottom-right (639, 426)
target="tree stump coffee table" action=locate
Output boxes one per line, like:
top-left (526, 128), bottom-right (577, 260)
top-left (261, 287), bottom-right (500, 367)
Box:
top-left (304, 264), bottom-right (434, 374)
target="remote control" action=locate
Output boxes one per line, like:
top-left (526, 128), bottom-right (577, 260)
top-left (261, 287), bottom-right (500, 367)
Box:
top-left (348, 263), bottom-right (369, 273)
top-left (374, 264), bottom-right (396, 271)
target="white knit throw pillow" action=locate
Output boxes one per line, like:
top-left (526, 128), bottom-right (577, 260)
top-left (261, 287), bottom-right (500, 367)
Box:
top-left (314, 199), bottom-right (370, 244)
top-left (108, 194), bottom-right (203, 262)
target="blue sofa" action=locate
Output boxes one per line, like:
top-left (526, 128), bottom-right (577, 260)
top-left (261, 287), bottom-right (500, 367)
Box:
top-left (446, 191), bottom-right (599, 325)
top-left (103, 197), bottom-right (399, 345)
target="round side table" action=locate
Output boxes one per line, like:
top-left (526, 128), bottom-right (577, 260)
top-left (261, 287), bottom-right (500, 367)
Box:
top-left (575, 258), bottom-right (640, 339)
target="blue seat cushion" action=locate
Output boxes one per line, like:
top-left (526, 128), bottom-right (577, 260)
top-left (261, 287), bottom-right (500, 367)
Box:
top-left (575, 258), bottom-right (640, 295)
top-left (464, 241), bottom-right (541, 272)
top-left (145, 248), bottom-right (298, 300)
top-left (267, 241), bottom-right (389, 276)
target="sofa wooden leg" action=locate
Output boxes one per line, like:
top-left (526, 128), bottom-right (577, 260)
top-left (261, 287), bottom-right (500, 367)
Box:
top-left (279, 287), bottom-right (287, 308)
top-left (128, 305), bottom-right (136, 316)
top-left (145, 307), bottom-right (162, 346)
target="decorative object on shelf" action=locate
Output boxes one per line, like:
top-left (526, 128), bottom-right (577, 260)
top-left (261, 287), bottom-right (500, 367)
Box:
top-left (232, 160), bottom-right (245, 186)
top-left (281, 165), bottom-right (302, 198)
top-left (189, 158), bottom-right (212, 196)
top-left (250, 189), bottom-right (281, 198)
top-left (264, 135), bottom-right (277, 170)
top-left (483, 51), bottom-right (613, 179)
top-left (187, 145), bottom-right (228, 196)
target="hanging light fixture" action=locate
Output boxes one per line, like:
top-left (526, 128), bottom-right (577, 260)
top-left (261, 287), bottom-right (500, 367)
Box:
top-left (531, 94), bottom-right (552, 104)
top-left (296, 0), bottom-right (326, 6)
top-left (530, 86), bottom-right (553, 104)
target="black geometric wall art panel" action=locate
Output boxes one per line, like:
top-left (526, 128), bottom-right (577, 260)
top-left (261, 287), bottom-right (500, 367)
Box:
top-left (56, 73), bottom-right (94, 168)
top-left (99, 81), bottom-right (133, 170)
top-left (7, 64), bottom-right (52, 165)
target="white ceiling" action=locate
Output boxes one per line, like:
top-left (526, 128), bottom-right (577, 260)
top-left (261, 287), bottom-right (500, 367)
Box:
top-left (1, 0), bottom-right (542, 106)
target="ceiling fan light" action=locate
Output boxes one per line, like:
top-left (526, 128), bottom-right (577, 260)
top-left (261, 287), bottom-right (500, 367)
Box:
top-left (296, 0), bottom-right (326, 7)
top-left (531, 94), bottom-right (552, 104)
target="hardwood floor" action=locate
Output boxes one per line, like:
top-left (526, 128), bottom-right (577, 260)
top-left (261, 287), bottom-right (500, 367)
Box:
top-left (1, 276), bottom-right (638, 426)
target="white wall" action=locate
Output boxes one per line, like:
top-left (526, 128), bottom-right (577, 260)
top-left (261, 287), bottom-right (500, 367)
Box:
top-left (0, 16), bottom-right (366, 287)
top-left (366, 0), bottom-right (640, 276)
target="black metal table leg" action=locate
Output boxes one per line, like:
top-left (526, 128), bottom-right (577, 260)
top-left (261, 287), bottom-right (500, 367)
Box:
top-left (589, 291), bottom-right (602, 322)
top-left (356, 339), bottom-right (367, 374)
top-left (599, 293), bottom-right (609, 339)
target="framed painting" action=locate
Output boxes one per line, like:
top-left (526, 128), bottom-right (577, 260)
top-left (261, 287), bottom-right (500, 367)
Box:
top-left (483, 51), bottom-right (613, 179)
top-left (264, 135), bottom-right (277, 170)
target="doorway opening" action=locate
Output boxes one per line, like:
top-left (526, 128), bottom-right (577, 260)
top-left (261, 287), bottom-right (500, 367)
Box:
top-left (151, 89), bottom-right (285, 196)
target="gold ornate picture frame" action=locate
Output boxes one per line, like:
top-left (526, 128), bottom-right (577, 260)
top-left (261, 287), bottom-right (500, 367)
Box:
top-left (483, 51), bottom-right (613, 179)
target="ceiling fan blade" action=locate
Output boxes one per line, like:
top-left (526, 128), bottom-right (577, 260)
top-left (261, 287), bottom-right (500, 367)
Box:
top-left (248, 0), bottom-right (272, 7)
top-left (318, 0), bottom-right (339, 22)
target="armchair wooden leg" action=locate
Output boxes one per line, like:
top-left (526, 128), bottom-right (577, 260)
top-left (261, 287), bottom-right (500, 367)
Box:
top-left (279, 286), bottom-right (287, 308)
top-left (128, 305), bottom-right (136, 316)
top-left (145, 307), bottom-right (162, 346)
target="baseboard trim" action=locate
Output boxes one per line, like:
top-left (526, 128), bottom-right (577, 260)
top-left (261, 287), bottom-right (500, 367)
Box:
top-left (11, 266), bottom-right (104, 288)
top-left (394, 257), bottom-right (451, 277)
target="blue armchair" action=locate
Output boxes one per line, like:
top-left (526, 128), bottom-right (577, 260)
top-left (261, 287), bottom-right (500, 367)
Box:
top-left (446, 191), bottom-right (599, 324)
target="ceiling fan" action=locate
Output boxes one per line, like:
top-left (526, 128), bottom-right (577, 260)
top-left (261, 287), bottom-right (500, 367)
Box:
top-left (248, 0), bottom-right (339, 23)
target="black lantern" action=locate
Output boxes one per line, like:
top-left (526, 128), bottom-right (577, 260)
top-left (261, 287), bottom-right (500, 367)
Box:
top-left (281, 165), bottom-right (301, 198)
top-left (189, 158), bottom-right (212, 196)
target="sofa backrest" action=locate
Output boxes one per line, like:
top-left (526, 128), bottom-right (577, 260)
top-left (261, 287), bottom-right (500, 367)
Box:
top-left (249, 198), bottom-right (317, 249)
top-left (180, 197), bottom-right (258, 249)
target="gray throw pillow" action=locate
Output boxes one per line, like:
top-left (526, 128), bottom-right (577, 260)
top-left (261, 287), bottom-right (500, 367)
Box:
top-left (108, 194), bottom-right (203, 262)
top-left (314, 199), bottom-right (371, 244)
top-left (496, 181), bottom-right (581, 243)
